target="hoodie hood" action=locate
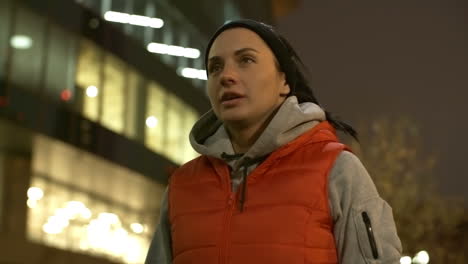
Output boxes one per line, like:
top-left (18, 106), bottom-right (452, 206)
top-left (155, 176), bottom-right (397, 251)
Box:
top-left (189, 96), bottom-right (326, 170)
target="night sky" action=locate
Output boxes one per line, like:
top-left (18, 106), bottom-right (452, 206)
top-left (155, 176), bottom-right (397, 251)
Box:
top-left (277, 0), bottom-right (468, 203)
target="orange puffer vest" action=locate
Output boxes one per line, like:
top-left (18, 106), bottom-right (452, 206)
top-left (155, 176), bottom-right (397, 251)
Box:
top-left (169, 121), bottom-right (348, 264)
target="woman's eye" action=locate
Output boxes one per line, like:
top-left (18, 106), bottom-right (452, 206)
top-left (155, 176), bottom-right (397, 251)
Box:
top-left (241, 57), bottom-right (254, 64)
top-left (209, 64), bottom-right (221, 74)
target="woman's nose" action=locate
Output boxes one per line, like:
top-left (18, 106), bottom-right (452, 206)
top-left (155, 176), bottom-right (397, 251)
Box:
top-left (219, 64), bottom-right (238, 87)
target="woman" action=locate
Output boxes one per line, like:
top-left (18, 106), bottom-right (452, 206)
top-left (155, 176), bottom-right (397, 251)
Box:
top-left (145, 19), bottom-right (402, 264)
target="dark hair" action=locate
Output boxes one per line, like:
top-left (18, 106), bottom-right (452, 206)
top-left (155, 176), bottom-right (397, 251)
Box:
top-left (276, 35), bottom-right (358, 140)
top-left (205, 19), bottom-right (358, 140)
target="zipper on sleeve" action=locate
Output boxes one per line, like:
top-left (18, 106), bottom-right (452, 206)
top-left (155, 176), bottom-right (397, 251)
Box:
top-left (362, 211), bottom-right (379, 259)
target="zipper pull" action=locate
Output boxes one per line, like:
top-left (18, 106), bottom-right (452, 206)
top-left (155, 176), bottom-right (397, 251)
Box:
top-left (227, 193), bottom-right (235, 206)
top-left (362, 212), bottom-right (379, 259)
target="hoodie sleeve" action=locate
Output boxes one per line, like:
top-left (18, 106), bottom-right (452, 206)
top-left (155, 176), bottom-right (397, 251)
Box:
top-left (145, 187), bottom-right (173, 264)
top-left (328, 151), bottom-right (402, 264)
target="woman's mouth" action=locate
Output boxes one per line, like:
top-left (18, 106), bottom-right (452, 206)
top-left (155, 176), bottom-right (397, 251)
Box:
top-left (220, 92), bottom-right (245, 106)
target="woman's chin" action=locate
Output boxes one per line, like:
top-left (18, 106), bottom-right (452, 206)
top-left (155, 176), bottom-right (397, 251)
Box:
top-left (218, 110), bottom-right (250, 124)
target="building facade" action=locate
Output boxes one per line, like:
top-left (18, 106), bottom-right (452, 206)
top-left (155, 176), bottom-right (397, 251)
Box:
top-left (0, 0), bottom-right (276, 263)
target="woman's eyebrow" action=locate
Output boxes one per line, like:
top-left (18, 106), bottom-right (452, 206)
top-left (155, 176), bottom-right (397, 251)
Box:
top-left (208, 56), bottom-right (222, 65)
top-left (208, 48), bottom-right (259, 64)
top-left (234, 47), bottom-right (259, 56)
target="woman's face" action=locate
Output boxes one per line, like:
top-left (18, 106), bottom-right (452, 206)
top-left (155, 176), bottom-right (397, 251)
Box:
top-left (206, 28), bottom-right (290, 127)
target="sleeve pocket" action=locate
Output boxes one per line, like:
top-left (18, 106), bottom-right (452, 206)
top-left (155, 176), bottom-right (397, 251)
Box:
top-left (352, 197), bottom-right (402, 264)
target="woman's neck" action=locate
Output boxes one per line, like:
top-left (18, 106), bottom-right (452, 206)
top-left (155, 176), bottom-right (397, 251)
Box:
top-left (227, 122), bottom-right (265, 153)
top-left (226, 107), bottom-right (280, 154)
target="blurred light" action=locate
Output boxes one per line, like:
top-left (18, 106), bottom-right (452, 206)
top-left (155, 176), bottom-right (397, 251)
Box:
top-left (43, 222), bottom-right (63, 234)
top-left (178, 67), bottom-right (207, 80)
top-left (98, 212), bottom-right (120, 225)
top-left (43, 215), bottom-right (69, 235)
top-left (55, 207), bottom-right (76, 220)
top-left (86, 86), bottom-right (98, 97)
top-left (114, 228), bottom-right (128, 238)
top-left (27, 199), bottom-right (37, 209)
top-left (145, 116), bottom-right (158, 128)
top-left (27, 187), bottom-right (44, 200)
top-left (66, 201), bottom-right (85, 210)
top-left (87, 218), bottom-right (112, 249)
top-left (414, 250), bottom-right (429, 264)
top-left (79, 240), bottom-right (90, 251)
top-left (81, 207), bottom-right (92, 219)
top-left (10, 35), bottom-right (33, 49)
top-left (147, 42), bottom-right (200, 58)
top-left (400, 256), bottom-right (412, 264)
top-left (184, 48), bottom-right (201, 59)
top-left (65, 201), bottom-right (92, 219)
top-left (60, 89), bottom-right (72, 101)
top-left (107, 227), bottom-right (129, 257)
top-left (55, 203), bottom-right (81, 220)
top-left (104, 11), bottom-right (164, 28)
top-left (88, 218), bottom-right (111, 234)
top-left (130, 223), bottom-right (144, 234)
top-left (124, 236), bottom-right (143, 263)
top-left (0, 96), bottom-right (8, 107)
top-left (48, 215), bottom-right (70, 228)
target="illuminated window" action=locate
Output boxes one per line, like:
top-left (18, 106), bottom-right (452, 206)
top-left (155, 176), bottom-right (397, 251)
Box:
top-left (102, 54), bottom-right (126, 133)
top-left (9, 6), bottom-right (46, 92)
top-left (29, 135), bottom-right (164, 264)
top-left (76, 39), bottom-right (141, 138)
top-left (145, 84), bottom-right (199, 164)
top-left (145, 81), bottom-right (167, 154)
top-left (182, 109), bottom-right (200, 163)
top-left (165, 93), bottom-right (184, 164)
top-left (123, 68), bottom-right (140, 139)
top-left (76, 39), bottom-right (101, 121)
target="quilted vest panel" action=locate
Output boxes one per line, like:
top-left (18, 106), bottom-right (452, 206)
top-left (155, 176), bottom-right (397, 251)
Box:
top-left (169, 122), bottom-right (346, 264)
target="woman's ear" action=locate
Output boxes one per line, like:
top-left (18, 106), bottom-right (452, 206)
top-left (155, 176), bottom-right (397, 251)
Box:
top-left (279, 72), bottom-right (291, 97)
top-left (280, 84), bottom-right (290, 97)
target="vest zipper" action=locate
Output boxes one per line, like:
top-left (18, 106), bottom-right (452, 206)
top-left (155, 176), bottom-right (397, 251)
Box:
top-left (362, 211), bottom-right (379, 259)
top-left (219, 192), bottom-right (236, 264)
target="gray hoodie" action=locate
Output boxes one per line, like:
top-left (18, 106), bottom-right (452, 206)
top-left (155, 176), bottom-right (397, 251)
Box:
top-left (145, 96), bottom-right (402, 264)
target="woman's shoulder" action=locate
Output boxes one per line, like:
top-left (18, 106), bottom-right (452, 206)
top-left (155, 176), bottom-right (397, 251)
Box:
top-left (329, 151), bottom-right (379, 202)
top-left (169, 155), bottom-right (212, 184)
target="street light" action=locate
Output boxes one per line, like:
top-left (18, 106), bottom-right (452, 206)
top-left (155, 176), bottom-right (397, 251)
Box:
top-left (413, 250), bottom-right (429, 264)
top-left (400, 256), bottom-right (412, 264)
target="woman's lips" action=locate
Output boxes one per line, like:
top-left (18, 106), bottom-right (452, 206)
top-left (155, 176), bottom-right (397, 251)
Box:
top-left (221, 97), bottom-right (245, 106)
top-left (220, 92), bottom-right (245, 106)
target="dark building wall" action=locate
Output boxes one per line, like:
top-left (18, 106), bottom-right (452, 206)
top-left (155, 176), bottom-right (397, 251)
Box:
top-left (172, 0), bottom-right (273, 37)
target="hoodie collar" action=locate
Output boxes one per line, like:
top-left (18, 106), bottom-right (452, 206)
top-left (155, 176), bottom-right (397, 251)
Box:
top-left (189, 96), bottom-right (326, 169)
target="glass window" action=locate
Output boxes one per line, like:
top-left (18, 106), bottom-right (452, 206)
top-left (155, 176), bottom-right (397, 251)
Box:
top-left (76, 39), bottom-right (102, 122)
top-left (123, 67), bottom-right (140, 139)
top-left (182, 108), bottom-right (199, 163)
top-left (0, 152), bottom-right (4, 231)
top-left (101, 53), bottom-right (126, 133)
top-left (165, 93), bottom-right (185, 164)
top-left (9, 5), bottom-right (46, 91)
top-left (76, 39), bottom-right (140, 138)
top-left (29, 135), bottom-right (164, 264)
top-left (0, 0), bottom-right (12, 81)
top-left (44, 24), bottom-right (77, 103)
top-left (145, 81), bottom-right (167, 154)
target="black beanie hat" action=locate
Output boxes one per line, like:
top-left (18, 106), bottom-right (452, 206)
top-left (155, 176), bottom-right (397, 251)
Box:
top-left (204, 19), bottom-right (297, 91)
